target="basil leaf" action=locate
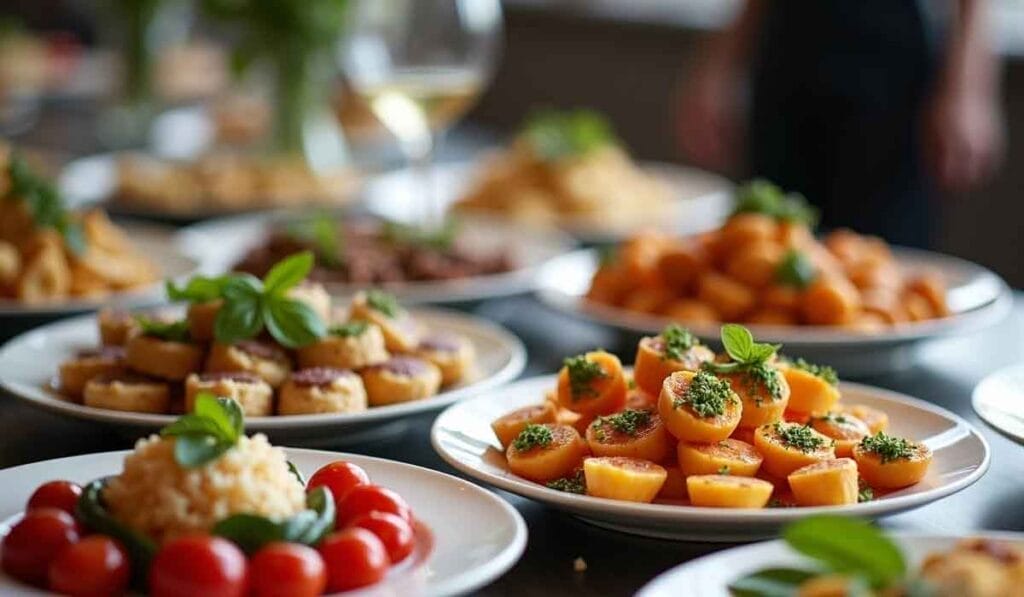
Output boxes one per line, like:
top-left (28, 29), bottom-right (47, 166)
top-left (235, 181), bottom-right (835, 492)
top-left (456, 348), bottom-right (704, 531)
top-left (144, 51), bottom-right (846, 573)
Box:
top-left (160, 414), bottom-right (225, 438)
top-left (721, 323), bottom-right (754, 362)
top-left (166, 275), bottom-right (228, 303)
top-left (135, 317), bottom-right (191, 342)
top-left (329, 321), bottom-right (369, 337)
top-left (172, 434), bottom-right (233, 468)
top-left (522, 109), bottom-right (617, 160)
top-left (783, 516), bottom-right (906, 588)
top-left (776, 250), bottom-right (817, 289)
top-left (221, 273), bottom-right (263, 301)
top-left (287, 461), bottom-right (306, 485)
top-left (214, 285), bottom-right (264, 344)
top-left (732, 179), bottom-right (819, 228)
top-left (77, 479), bottom-right (157, 590)
top-left (212, 487), bottom-right (335, 553)
top-left (728, 567), bottom-right (818, 597)
top-left (262, 296), bottom-right (326, 349)
top-left (262, 251), bottom-right (314, 296)
top-left (366, 290), bottom-right (403, 318)
top-left (297, 486), bottom-right (335, 545)
top-left (212, 513), bottom-right (302, 553)
top-left (193, 394), bottom-right (243, 440)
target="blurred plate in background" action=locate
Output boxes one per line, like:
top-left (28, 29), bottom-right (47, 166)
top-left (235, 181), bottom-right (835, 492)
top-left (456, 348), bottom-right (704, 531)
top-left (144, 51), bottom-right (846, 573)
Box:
top-left (973, 363), bottom-right (1024, 444)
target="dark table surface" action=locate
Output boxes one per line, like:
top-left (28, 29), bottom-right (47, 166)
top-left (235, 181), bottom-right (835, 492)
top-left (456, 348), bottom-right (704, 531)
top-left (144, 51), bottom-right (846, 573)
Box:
top-left (2, 294), bottom-right (1023, 596)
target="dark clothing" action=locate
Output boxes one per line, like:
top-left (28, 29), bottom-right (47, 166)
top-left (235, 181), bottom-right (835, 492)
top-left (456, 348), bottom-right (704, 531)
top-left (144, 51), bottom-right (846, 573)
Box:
top-left (750, 0), bottom-right (938, 247)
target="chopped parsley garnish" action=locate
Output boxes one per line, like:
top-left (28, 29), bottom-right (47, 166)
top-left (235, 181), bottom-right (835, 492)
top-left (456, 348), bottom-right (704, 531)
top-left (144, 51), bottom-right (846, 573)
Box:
top-left (732, 178), bottom-right (819, 227)
top-left (858, 486), bottom-right (875, 503)
top-left (660, 324), bottom-right (697, 362)
top-left (792, 358), bottom-right (838, 386)
top-left (704, 325), bottom-right (784, 401)
top-left (775, 250), bottom-right (817, 288)
top-left (329, 321), bottom-right (369, 337)
top-left (774, 423), bottom-right (828, 453)
top-left (717, 465), bottom-right (731, 475)
top-left (135, 317), bottom-right (190, 342)
top-left (563, 354), bottom-right (607, 400)
top-left (591, 409), bottom-right (651, 437)
top-left (859, 432), bottom-right (915, 463)
top-left (546, 469), bottom-right (586, 494)
top-left (366, 290), bottom-right (402, 318)
top-left (673, 370), bottom-right (735, 418)
top-left (814, 412), bottom-right (848, 425)
top-left (744, 363), bottom-right (784, 402)
top-left (512, 424), bottom-right (553, 452)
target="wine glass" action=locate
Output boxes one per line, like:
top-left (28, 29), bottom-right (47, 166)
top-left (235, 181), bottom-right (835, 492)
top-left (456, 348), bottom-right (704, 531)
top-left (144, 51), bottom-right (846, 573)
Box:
top-left (338, 0), bottom-right (503, 229)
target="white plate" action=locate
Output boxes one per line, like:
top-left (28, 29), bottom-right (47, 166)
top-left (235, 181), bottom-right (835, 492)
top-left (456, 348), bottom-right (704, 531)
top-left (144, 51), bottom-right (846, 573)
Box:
top-left (0, 307), bottom-right (526, 445)
top-left (176, 210), bottom-right (577, 305)
top-left (0, 222), bottom-right (197, 317)
top-left (973, 363), bottom-right (1024, 445)
top-left (431, 376), bottom-right (989, 542)
top-left (0, 449), bottom-right (527, 597)
top-left (637, 531), bottom-right (1024, 597)
top-left (363, 161), bottom-right (733, 243)
top-left (536, 248), bottom-right (1013, 375)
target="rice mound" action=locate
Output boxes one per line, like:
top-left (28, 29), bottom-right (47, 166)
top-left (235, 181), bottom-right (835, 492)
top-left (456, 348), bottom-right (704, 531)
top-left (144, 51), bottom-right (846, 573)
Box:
top-left (103, 433), bottom-right (306, 544)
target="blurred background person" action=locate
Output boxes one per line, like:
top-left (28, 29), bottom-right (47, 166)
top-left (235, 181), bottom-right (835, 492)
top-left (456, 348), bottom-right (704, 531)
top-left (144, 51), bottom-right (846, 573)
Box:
top-left (677, 0), bottom-right (1004, 247)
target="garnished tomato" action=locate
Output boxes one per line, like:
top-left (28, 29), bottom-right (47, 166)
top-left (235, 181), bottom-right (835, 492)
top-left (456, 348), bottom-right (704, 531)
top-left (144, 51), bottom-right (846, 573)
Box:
top-left (149, 535), bottom-right (248, 597)
top-left (337, 485), bottom-right (412, 528)
top-left (1, 508), bottom-right (81, 586)
top-left (249, 542), bottom-right (326, 597)
top-left (318, 528), bottom-right (389, 592)
top-left (351, 511), bottom-right (415, 563)
top-left (307, 461), bottom-right (370, 507)
top-left (48, 535), bottom-right (129, 597)
top-left (27, 481), bottom-right (83, 516)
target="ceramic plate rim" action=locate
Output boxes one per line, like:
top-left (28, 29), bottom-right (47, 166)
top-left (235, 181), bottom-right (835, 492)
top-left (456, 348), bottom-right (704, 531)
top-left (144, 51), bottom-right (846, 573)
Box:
top-left (972, 363), bottom-right (1024, 445)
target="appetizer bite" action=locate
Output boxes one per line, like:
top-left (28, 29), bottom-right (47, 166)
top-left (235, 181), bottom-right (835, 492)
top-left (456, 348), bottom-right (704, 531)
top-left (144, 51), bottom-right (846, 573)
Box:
top-left (492, 324), bottom-right (933, 509)
top-left (587, 179), bottom-right (951, 331)
top-left (0, 396), bottom-right (423, 595)
top-left (54, 252), bottom-right (476, 417)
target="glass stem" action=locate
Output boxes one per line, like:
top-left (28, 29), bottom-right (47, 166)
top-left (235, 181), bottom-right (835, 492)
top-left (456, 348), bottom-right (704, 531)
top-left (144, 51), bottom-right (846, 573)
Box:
top-left (407, 132), bottom-right (441, 231)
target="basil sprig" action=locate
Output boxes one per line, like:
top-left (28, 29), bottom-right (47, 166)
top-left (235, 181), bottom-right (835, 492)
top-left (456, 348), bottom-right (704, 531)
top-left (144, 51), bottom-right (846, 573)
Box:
top-left (775, 250), bottom-right (817, 289)
top-left (285, 212), bottom-right (341, 267)
top-left (705, 324), bottom-right (780, 373)
top-left (5, 153), bottom-right (87, 255)
top-left (135, 316), bottom-right (191, 342)
top-left (166, 275), bottom-right (229, 303)
top-left (521, 109), bottom-right (617, 161)
top-left (381, 219), bottom-right (460, 251)
top-left (160, 393), bottom-right (243, 468)
top-left (77, 478), bottom-right (157, 589)
top-left (213, 486), bottom-right (335, 553)
top-left (732, 179), bottom-right (819, 228)
top-left (729, 516), bottom-right (907, 595)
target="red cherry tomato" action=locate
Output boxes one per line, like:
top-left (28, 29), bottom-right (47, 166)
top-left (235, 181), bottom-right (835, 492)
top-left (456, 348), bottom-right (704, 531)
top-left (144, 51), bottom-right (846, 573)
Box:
top-left (307, 461), bottom-right (370, 507)
top-left (48, 535), bottom-right (130, 597)
top-left (337, 485), bottom-right (412, 528)
top-left (351, 511), bottom-right (415, 563)
top-left (249, 542), bottom-right (326, 597)
top-left (149, 535), bottom-right (248, 597)
top-left (1, 508), bottom-right (80, 586)
top-left (318, 528), bottom-right (389, 593)
top-left (27, 481), bottom-right (83, 516)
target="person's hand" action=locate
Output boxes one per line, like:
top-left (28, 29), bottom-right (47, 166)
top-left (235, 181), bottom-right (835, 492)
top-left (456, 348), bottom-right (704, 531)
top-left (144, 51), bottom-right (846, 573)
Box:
top-left (675, 63), bottom-right (745, 174)
top-left (924, 82), bottom-right (1004, 194)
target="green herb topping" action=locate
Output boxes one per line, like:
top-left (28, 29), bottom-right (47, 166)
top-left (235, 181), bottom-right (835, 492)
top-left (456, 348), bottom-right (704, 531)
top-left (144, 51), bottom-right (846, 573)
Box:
top-left (381, 219), bottom-right (459, 251)
top-left (563, 354), bottom-right (607, 399)
top-left (858, 486), bottom-right (875, 503)
top-left (166, 275), bottom-right (228, 303)
top-left (792, 358), bottom-right (839, 386)
top-left (660, 324), bottom-right (697, 362)
top-left (773, 423), bottom-right (828, 453)
top-left (703, 324), bottom-right (784, 401)
top-left (285, 212), bottom-right (341, 267)
top-left (673, 370), bottom-right (735, 418)
top-left (732, 179), bottom-right (819, 227)
top-left (160, 393), bottom-right (244, 468)
top-left (859, 432), bottom-right (916, 463)
top-left (5, 153), bottom-right (86, 255)
top-left (366, 290), bottom-right (403, 319)
top-left (329, 321), bottom-right (369, 337)
top-left (591, 409), bottom-right (651, 438)
top-left (521, 108), bottom-right (617, 161)
top-left (512, 424), bottom-right (554, 452)
top-left (546, 469), bottom-right (586, 494)
top-left (135, 317), bottom-right (191, 342)
top-left (776, 250), bottom-right (818, 288)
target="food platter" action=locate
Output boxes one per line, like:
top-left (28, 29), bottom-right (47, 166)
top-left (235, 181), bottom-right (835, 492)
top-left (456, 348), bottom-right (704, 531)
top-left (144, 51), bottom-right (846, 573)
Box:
top-left (176, 210), bottom-right (577, 305)
top-left (432, 375), bottom-right (989, 541)
top-left (0, 307), bottom-right (526, 445)
top-left (363, 160), bottom-right (733, 243)
top-left (0, 449), bottom-right (527, 596)
top-left (636, 531), bottom-right (1024, 597)
top-left (536, 248), bottom-right (1013, 374)
top-left (972, 363), bottom-right (1024, 445)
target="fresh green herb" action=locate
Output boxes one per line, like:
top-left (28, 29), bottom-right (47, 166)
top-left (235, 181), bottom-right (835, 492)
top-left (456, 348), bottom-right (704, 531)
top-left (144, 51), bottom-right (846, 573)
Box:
top-left (5, 153), bottom-right (87, 255)
top-left (732, 179), bottom-right (819, 227)
top-left (815, 412), bottom-right (848, 425)
top-left (592, 409), bottom-right (651, 437)
top-left (285, 212), bottom-right (341, 267)
top-left (166, 275), bottom-right (228, 303)
top-left (366, 289), bottom-right (403, 319)
top-left (160, 393), bottom-right (244, 468)
top-left (77, 479), bottom-right (157, 589)
top-left (792, 358), bottom-right (839, 386)
top-left (660, 324), bottom-right (697, 362)
top-left (858, 486), bottom-right (875, 503)
top-left (728, 567), bottom-right (817, 596)
top-left (776, 250), bottom-right (818, 289)
top-left (329, 321), bottom-right (369, 337)
top-left (135, 317), bottom-right (190, 342)
top-left (213, 486), bottom-right (335, 553)
top-left (563, 354), bottom-right (607, 399)
top-left (512, 424), bottom-right (554, 452)
top-left (773, 423), bottom-right (827, 453)
top-left (717, 465), bottom-right (731, 475)
top-left (546, 470), bottom-right (586, 494)
top-left (521, 108), bottom-right (617, 161)
top-left (703, 325), bottom-right (783, 401)
top-left (381, 219), bottom-right (460, 251)
top-left (627, 378), bottom-right (637, 390)
top-left (859, 432), bottom-right (916, 464)
top-left (673, 370), bottom-right (735, 418)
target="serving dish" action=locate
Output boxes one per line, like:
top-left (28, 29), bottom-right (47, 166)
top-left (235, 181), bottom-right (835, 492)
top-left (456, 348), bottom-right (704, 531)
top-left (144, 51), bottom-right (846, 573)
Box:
top-left (432, 375), bottom-right (989, 541)
top-left (973, 363), bottom-right (1024, 445)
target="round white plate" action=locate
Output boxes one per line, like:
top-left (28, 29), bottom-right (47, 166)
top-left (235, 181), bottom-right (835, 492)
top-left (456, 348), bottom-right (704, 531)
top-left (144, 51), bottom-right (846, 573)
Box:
top-left (363, 160), bottom-right (733, 243)
top-left (536, 248), bottom-right (1013, 375)
top-left (0, 307), bottom-right (526, 445)
top-left (0, 449), bottom-right (527, 597)
top-left (432, 376), bottom-right (989, 542)
top-left (973, 363), bottom-right (1024, 445)
top-left (0, 222), bottom-right (197, 317)
top-left (176, 210), bottom-right (576, 305)
top-left (637, 531), bottom-right (1024, 597)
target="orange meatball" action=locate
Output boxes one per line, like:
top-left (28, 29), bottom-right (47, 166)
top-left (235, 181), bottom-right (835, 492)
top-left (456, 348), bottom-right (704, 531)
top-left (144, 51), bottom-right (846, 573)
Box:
top-left (724, 240), bottom-right (786, 288)
top-left (656, 241), bottom-right (706, 293)
top-left (697, 272), bottom-right (757, 321)
top-left (663, 300), bottom-right (719, 324)
top-left (800, 277), bottom-right (861, 325)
